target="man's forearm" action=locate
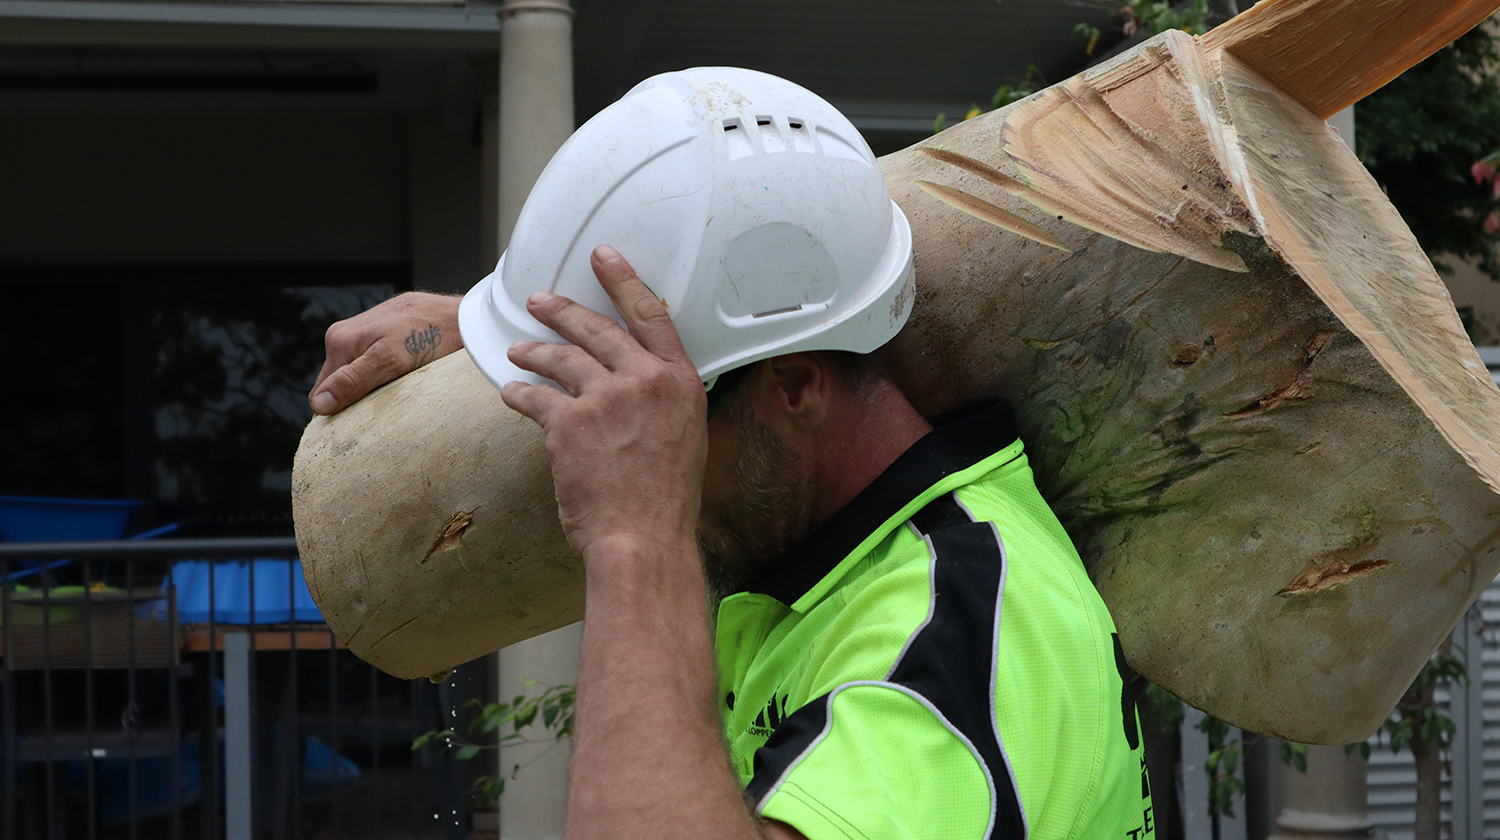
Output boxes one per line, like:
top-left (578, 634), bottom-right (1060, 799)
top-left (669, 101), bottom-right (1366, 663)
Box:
top-left (494, 249), bottom-right (802, 840)
top-left (566, 538), bottom-right (762, 840)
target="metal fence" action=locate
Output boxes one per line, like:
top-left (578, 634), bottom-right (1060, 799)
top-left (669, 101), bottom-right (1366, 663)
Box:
top-left (0, 538), bottom-right (472, 840)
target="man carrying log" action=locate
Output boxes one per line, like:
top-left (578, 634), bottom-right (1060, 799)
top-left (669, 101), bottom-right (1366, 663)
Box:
top-left (311, 69), bottom-right (1153, 840)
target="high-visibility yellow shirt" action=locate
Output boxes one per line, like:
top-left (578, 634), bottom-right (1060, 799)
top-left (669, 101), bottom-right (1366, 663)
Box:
top-left (716, 401), bottom-right (1154, 840)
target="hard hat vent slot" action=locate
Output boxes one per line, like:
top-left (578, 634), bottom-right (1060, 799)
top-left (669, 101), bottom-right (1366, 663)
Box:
top-left (753, 304), bottom-right (804, 319)
top-left (756, 115), bottom-right (787, 154)
top-left (787, 118), bottom-right (814, 153)
top-left (722, 118), bottom-right (755, 160)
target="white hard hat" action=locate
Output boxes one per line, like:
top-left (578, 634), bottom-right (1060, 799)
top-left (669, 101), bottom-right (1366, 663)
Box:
top-left (459, 66), bottom-right (916, 393)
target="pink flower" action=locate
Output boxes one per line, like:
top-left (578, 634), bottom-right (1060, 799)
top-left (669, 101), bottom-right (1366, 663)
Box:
top-left (1473, 159), bottom-right (1497, 185)
top-left (1485, 211), bottom-right (1500, 235)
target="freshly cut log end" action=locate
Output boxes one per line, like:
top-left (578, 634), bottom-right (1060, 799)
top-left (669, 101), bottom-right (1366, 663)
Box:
top-left (996, 41), bottom-right (1255, 275)
top-left (878, 29), bottom-right (1500, 743)
top-left (1200, 0), bottom-right (1500, 120)
top-left (291, 351), bottom-right (579, 681)
top-left (1211, 47), bottom-right (1500, 500)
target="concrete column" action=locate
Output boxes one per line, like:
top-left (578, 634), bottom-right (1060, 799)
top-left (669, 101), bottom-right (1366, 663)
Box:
top-left (223, 632), bottom-right (252, 840)
top-left (1267, 746), bottom-right (1373, 839)
top-left (495, 6), bottom-right (578, 838)
top-left (1245, 735), bottom-right (1283, 840)
top-left (498, 0), bottom-right (575, 244)
top-left (497, 623), bottom-right (583, 840)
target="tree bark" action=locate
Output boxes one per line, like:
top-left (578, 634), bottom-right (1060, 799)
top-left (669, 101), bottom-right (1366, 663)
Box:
top-left (1403, 682), bottom-right (1443, 840)
top-left (293, 1), bottom-right (1500, 745)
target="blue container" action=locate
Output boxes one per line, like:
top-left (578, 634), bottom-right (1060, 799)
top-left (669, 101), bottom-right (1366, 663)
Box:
top-left (0, 496), bottom-right (146, 542)
top-left (301, 734), bottom-right (361, 790)
top-left (167, 558), bottom-right (324, 624)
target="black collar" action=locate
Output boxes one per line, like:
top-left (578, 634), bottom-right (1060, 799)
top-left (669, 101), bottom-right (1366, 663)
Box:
top-left (744, 399), bottom-right (1020, 605)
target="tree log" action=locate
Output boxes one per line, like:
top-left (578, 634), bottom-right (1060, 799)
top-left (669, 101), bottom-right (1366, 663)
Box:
top-left (1200, 0), bottom-right (1500, 120)
top-left (293, 7), bottom-right (1500, 743)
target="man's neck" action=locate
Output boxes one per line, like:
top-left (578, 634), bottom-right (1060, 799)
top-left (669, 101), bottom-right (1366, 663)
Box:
top-left (810, 381), bottom-right (934, 523)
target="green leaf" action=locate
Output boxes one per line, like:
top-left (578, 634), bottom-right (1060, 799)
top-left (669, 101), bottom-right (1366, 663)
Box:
top-left (455, 745), bottom-right (482, 761)
top-left (515, 706), bottom-right (538, 730)
top-left (1281, 742), bottom-right (1308, 773)
top-left (411, 729), bottom-right (455, 751)
top-left (1390, 723), bottom-right (1411, 755)
top-left (410, 678), bottom-right (577, 787)
top-left (472, 775), bottom-right (505, 805)
top-left (1222, 742), bottom-right (1242, 774)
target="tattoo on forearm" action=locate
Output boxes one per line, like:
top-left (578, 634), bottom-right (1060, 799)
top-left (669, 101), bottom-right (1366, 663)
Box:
top-left (405, 324), bottom-right (442, 370)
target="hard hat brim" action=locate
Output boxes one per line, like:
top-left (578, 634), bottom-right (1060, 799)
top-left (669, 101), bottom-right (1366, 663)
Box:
top-left (459, 253), bottom-right (557, 394)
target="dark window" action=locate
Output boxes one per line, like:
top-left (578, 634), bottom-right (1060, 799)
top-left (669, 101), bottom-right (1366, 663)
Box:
top-left (2, 263), bottom-right (407, 536)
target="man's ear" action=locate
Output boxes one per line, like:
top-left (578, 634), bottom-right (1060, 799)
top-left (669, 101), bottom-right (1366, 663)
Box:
top-left (747, 352), bottom-right (829, 432)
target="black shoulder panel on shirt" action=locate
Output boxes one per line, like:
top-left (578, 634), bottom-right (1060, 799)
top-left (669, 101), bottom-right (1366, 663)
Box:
top-left (910, 491), bottom-right (973, 535)
top-left (901, 497), bottom-right (1026, 840)
top-left (745, 494), bottom-right (1025, 839)
top-left (744, 692), bottom-right (830, 806)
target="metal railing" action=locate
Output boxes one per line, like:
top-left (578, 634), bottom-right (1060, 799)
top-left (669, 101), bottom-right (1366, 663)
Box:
top-left (0, 538), bottom-right (471, 840)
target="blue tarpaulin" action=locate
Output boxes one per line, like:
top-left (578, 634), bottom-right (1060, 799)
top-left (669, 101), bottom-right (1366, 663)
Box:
top-left (166, 558), bottom-right (323, 624)
top-left (0, 495), bottom-right (146, 542)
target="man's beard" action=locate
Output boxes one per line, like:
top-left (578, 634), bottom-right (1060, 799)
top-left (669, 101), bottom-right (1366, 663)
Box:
top-left (697, 403), bottom-right (820, 604)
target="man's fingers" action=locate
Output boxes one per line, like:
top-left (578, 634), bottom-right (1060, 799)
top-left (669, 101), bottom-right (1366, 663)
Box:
top-left (309, 292), bottom-right (465, 413)
top-left (311, 322), bottom-right (367, 396)
top-left (308, 346), bottom-right (408, 415)
top-left (526, 291), bottom-right (638, 370)
top-left (590, 245), bottom-right (692, 366)
top-left (500, 380), bottom-right (566, 426)
top-left (507, 341), bottom-right (604, 396)
top-left (519, 247), bottom-right (695, 382)
top-left (310, 356), bottom-right (342, 403)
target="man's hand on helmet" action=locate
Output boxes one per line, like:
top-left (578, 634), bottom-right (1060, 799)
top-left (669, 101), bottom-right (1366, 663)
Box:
top-left (309, 291), bottom-right (463, 416)
top-left (501, 245), bottom-right (709, 565)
